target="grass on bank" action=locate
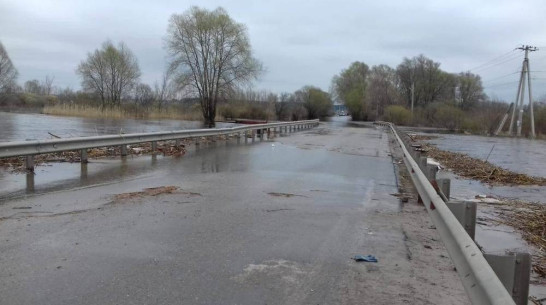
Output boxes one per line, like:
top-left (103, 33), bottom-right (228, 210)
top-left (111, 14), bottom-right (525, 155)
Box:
top-left (43, 104), bottom-right (204, 121)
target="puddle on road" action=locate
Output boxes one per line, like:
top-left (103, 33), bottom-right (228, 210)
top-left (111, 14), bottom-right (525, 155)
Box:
top-left (0, 135), bottom-right (398, 213)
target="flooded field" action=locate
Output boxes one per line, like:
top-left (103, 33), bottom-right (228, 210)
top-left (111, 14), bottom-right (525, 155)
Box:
top-left (0, 112), bottom-right (236, 142)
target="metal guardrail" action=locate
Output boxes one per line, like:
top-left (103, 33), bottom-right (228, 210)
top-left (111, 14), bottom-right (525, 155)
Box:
top-left (378, 121), bottom-right (516, 305)
top-left (0, 119), bottom-right (319, 169)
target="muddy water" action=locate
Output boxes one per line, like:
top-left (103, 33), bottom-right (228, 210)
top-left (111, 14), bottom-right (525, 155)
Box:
top-left (427, 133), bottom-right (546, 178)
top-left (402, 130), bottom-right (546, 203)
top-left (0, 112), bottom-right (236, 142)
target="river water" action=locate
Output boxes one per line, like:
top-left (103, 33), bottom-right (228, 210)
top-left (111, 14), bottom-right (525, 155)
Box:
top-left (0, 112), bottom-right (236, 142)
top-left (428, 133), bottom-right (546, 179)
top-left (402, 128), bottom-right (546, 203)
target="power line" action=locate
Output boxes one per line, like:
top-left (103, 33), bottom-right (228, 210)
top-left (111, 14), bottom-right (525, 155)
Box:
top-left (467, 49), bottom-right (518, 71)
top-left (471, 52), bottom-right (523, 73)
top-left (481, 71), bottom-right (519, 84)
top-left (483, 80), bottom-right (520, 89)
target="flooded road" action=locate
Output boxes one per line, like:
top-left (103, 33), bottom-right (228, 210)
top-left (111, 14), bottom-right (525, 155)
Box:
top-left (0, 112), bottom-right (236, 142)
top-left (0, 119), bottom-right (468, 305)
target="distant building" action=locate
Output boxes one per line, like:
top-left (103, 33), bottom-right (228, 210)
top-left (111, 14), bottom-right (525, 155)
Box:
top-left (333, 103), bottom-right (347, 115)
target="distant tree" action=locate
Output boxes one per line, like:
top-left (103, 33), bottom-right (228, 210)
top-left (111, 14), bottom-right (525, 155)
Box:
top-left (456, 72), bottom-right (485, 110)
top-left (77, 41), bottom-right (140, 109)
top-left (42, 75), bottom-right (55, 96)
top-left (295, 86), bottom-right (332, 119)
top-left (367, 64), bottom-right (401, 119)
top-left (396, 55), bottom-right (454, 108)
top-left (332, 61), bottom-right (369, 120)
top-left (275, 92), bottom-right (293, 121)
top-left (24, 79), bottom-right (42, 95)
top-left (134, 83), bottom-right (154, 109)
top-left (154, 69), bottom-right (176, 110)
top-left (166, 6), bottom-right (263, 127)
top-left (0, 42), bottom-right (18, 93)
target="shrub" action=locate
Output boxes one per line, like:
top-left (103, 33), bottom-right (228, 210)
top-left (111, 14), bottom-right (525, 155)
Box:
top-left (383, 105), bottom-right (412, 125)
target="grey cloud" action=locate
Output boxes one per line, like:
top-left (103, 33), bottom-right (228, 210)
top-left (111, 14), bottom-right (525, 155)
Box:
top-left (1, 0), bottom-right (546, 100)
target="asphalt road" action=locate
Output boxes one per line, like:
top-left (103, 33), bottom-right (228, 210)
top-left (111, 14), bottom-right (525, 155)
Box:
top-left (0, 119), bottom-right (467, 304)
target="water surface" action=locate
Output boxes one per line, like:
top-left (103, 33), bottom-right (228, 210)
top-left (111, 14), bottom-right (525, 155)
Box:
top-left (0, 112), bottom-right (236, 142)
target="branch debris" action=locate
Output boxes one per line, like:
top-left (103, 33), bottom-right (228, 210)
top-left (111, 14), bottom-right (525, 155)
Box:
top-left (493, 200), bottom-right (546, 278)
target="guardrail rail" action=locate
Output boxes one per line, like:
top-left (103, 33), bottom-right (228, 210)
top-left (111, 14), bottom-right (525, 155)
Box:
top-left (376, 121), bottom-right (526, 305)
top-left (0, 119), bottom-right (320, 170)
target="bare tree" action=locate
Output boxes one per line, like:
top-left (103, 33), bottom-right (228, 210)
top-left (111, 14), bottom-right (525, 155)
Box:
top-left (24, 79), bottom-right (42, 94)
top-left (166, 6), bottom-right (263, 127)
top-left (275, 92), bottom-right (292, 120)
top-left (367, 64), bottom-right (401, 119)
top-left (134, 83), bottom-right (154, 109)
top-left (0, 42), bottom-right (18, 93)
top-left (42, 75), bottom-right (55, 96)
top-left (396, 55), bottom-right (454, 108)
top-left (77, 41), bottom-right (140, 109)
top-left (457, 72), bottom-right (485, 110)
top-left (154, 69), bottom-right (175, 110)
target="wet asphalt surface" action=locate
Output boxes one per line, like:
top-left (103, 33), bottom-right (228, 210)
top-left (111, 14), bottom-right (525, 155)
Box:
top-left (0, 119), bottom-right (405, 305)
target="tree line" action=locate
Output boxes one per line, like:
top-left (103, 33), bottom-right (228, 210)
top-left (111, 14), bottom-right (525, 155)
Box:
top-left (331, 55), bottom-right (485, 121)
top-left (1, 6), bottom-right (545, 135)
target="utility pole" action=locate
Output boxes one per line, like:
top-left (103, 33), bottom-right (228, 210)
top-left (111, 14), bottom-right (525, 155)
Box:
top-left (508, 45), bottom-right (537, 138)
top-left (411, 82), bottom-right (415, 114)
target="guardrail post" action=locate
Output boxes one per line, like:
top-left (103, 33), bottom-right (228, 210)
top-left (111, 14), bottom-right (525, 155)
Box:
top-left (175, 139), bottom-right (181, 147)
top-left (26, 155), bottom-right (35, 171)
top-left (81, 149), bottom-right (88, 163)
top-left (267, 128), bottom-right (271, 139)
top-left (483, 252), bottom-right (531, 305)
top-left (413, 150), bottom-right (421, 161)
top-left (436, 178), bottom-right (450, 200)
top-left (26, 172), bottom-right (35, 192)
top-left (426, 164), bottom-right (438, 181)
top-left (121, 145), bottom-right (127, 157)
top-left (252, 130), bottom-right (256, 142)
top-left (446, 200), bottom-right (476, 240)
top-left (151, 141), bottom-right (157, 153)
top-left (419, 156), bottom-right (427, 172)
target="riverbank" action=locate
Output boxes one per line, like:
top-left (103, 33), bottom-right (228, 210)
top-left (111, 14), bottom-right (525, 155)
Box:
top-left (43, 104), bottom-right (203, 121)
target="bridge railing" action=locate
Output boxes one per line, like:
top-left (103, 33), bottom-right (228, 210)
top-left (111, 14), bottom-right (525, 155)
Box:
top-left (0, 119), bottom-right (320, 170)
top-left (375, 121), bottom-right (529, 305)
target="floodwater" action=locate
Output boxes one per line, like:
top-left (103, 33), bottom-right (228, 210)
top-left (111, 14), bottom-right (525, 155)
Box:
top-left (0, 112), bottom-right (236, 142)
top-left (427, 133), bottom-right (546, 179)
top-left (400, 129), bottom-right (546, 203)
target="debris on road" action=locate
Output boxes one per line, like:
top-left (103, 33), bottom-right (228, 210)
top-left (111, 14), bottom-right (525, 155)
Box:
top-left (113, 186), bottom-right (180, 201)
top-left (267, 192), bottom-right (308, 198)
top-left (352, 255), bottom-right (378, 263)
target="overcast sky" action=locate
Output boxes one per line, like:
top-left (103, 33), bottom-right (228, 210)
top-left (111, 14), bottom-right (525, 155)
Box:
top-left (2, 0), bottom-right (546, 101)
